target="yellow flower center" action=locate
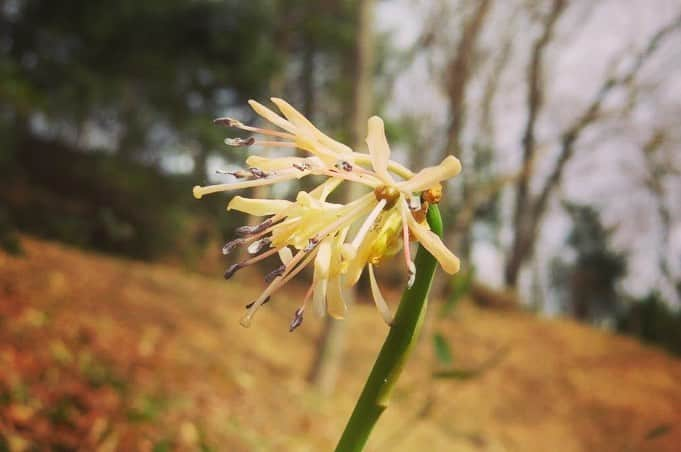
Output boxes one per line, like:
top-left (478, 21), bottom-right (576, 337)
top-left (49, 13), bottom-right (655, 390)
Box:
top-left (373, 185), bottom-right (400, 210)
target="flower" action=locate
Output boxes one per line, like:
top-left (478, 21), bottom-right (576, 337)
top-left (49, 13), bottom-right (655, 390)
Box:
top-left (193, 98), bottom-right (461, 330)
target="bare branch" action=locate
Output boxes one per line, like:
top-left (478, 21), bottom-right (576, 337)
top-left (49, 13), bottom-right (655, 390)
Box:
top-left (442, 0), bottom-right (493, 159)
top-left (505, 0), bottom-right (567, 286)
top-left (531, 11), bottom-right (681, 223)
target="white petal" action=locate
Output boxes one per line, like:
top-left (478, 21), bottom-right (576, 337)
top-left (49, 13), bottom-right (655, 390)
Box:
top-left (248, 99), bottom-right (297, 134)
top-left (278, 247), bottom-right (293, 265)
top-left (271, 97), bottom-right (354, 155)
top-left (309, 177), bottom-right (343, 201)
top-left (366, 116), bottom-right (392, 182)
top-left (227, 196), bottom-right (291, 216)
top-left (399, 155), bottom-right (462, 193)
top-left (406, 213), bottom-right (460, 274)
top-left (368, 264), bottom-right (393, 325)
top-left (314, 239), bottom-right (333, 279)
top-left (326, 276), bottom-right (347, 319)
top-left (312, 277), bottom-right (328, 316)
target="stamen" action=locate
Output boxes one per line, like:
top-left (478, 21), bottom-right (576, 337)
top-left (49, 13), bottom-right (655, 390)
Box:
top-left (235, 218), bottom-right (275, 237)
top-left (316, 168), bottom-right (381, 187)
top-left (249, 167), bottom-right (269, 179)
top-left (351, 199), bottom-right (387, 251)
top-left (304, 238), bottom-right (320, 253)
top-left (224, 263), bottom-right (242, 280)
top-left (213, 116), bottom-right (296, 140)
top-left (335, 160), bottom-right (353, 172)
top-left (292, 162), bottom-right (312, 171)
top-left (374, 185), bottom-right (400, 209)
top-left (222, 238), bottom-right (245, 255)
top-left (289, 307), bottom-right (305, 332)
top-left (224, 137), bottom-right (255, 147)
top-left (245, 296), bottom-right (270, 309)
top-left (247, 238), bottom-right (271, 255)
top-left (240, 247), bottom-right (318, 327)
top-left (216, 169), bottom-right (251, 178)
top-left (254, 140), bottom-right (298, 148)
top-left (399, 201), bottom-right (416, 288)
top-left (193, 172), bottom-right (307, 199)
top-left (241, 247), bottom-right (279, 266)
top-left (264, 264), bottom-right (286, 283)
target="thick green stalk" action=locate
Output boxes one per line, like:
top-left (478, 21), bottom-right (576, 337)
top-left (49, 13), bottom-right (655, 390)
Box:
top-left (335, 205), bottom-right (443, 452)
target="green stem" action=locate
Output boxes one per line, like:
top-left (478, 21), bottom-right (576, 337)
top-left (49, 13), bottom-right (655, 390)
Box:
top-left (335, 205), bottom-right (443, 452)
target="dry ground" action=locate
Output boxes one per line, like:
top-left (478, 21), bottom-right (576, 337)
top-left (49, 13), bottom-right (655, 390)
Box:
top-left (1, 238), bottom-right (680, 451)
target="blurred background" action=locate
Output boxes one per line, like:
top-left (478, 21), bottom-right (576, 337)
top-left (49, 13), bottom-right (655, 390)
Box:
top-left (1, 0), bottom-right (681, 450)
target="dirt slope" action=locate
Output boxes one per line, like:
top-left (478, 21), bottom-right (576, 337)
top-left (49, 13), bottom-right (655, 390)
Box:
top-left (1, 238), bottom-right (680, 451)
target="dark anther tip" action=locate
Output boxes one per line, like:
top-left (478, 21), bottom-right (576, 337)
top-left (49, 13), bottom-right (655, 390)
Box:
top-left (222, 238), bottom-right (244, 255)
top-left (264, 264), bottom-right (286, 283)
top-left (289, 307), bottom-right (304, 332)
top-left (224, 263), bottom-right (242, 280)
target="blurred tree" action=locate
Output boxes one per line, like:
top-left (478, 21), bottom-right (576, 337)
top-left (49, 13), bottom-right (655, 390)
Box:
top-left (0, 0), bottom-right (283, 259)
top-left (617, 292), bottom-right (681, 356)
top-left (551, 203), bottom-right (626, 324)
top-left (307, 0), bottom-right (374, 395)
top-left (506, 8), bottom-right (681, 288)
top-left (1, 0), bottom-right (279, 176)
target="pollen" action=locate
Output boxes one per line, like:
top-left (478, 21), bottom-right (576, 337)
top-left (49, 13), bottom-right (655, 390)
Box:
top-left (422, 184), bottom-right (443, 204)
top-left (373, 185), bottom-right (400, 209)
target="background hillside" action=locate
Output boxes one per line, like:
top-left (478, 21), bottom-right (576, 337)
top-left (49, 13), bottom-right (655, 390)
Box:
top-left (2, 238), bottom-right (679, 451)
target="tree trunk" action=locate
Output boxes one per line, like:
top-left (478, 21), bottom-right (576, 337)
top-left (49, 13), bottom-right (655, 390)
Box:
top-left (307, 0), bottom-right (374, 394)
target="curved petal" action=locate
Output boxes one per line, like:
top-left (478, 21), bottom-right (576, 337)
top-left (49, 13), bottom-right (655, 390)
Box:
top-left (309, 177), bottom-right (343, 201)
top-left (406, 213), bottom-right (460, 274)
top-left (248, 99), bottom-right (297, 134)
top-left (399, 155), bottom-right (462, 193)
top-left (326, 276), bottom-right (347, 319)
top-left (366, 116), bottom-right (392, 182)
top-left (368, 264), bottom-right (393, 325)
top-left (271, 97), bottom-right (354, 155)
top-left (227, 196), bottom-right (291, 216)
top-left (278, 247), bottom-right (293, 265)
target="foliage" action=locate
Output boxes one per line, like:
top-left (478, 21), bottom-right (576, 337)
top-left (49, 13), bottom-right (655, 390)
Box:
top-left (551, 202), bottom-right (627, 324)
top-left (617, 292), bottom-right (681, 356)
top-left (1, 136), bottom-right (237, 261)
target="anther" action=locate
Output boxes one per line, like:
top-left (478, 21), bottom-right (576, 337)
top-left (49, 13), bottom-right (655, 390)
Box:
top-left (264, 264), bottom-right (286, 283)
top-left (335, 160), bottom-right (353, 172)
top-left (292, 162), bottom-right (312, 171)
top-left (374, 185), bottom-right (400, 210)
top-left (235, 218), bottom-right (273, 237)
top-left (222, 238), bottom-right (245, 255)
top-left (225, 137), bottom-right (255, 147)
top-left (422, 184), bottom-right (443, 204)
top-left (289, 307), bottom-right (304, 332)
top-left (223, 263), bottom-right (243, 280)
top-left (249, 167), bottom-right (269, 178)
top-left (213, 117), bottom-right (244, 128)
top-left (247, 238), bottom-right (271, 255)
top-left (304, 238), bottom-right (319, 252)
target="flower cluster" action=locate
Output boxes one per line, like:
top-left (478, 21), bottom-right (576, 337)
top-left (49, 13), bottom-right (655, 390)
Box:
top-left (193, 98), bottom-right (461, 330)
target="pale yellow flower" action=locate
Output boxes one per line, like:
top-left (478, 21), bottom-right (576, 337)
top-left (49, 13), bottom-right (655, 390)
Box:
top-left (193, 99), bottom-right (461, 329)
